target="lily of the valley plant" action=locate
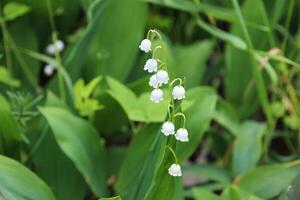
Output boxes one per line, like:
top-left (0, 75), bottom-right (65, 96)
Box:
top-left (139, 29), bottom-right (189, 177)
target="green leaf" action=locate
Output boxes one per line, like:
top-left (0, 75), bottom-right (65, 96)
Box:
top-left (3, 2), bottom-right (31, 21)
top-left (214, 98), bottom-right (240, 136)
top-left (115, 124), bottom-right (166, 200)
top-left (171, 40), bottom-right (215, 88)
top-left (233, 121), bottom-right (266, 175)
top-left (106, 76), bottom-right (170, 122)
top-left (193, 188), bottom-right (220, 200)
top-left (0, 66), bottom-right (20, 87)
top-left (221, 185), bottom-right (263, 200)
top-left (185, 164), bottom-right (231, 184)
top-left (0, 95), bottom-right (22, 158)
top-left (177, 87), bottom-right (217, 161)
top-left (0, 155), bottom-right (55, 200)
top-left (39, 106), bottom-right (108, 197)
top-left (100, 196), bottom-right (122, 200)
top-left (237, 165), bottom-right (298, 199)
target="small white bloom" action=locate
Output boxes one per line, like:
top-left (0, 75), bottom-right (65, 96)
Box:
top-left (46, 40), bottom-right (64, 55)
top-left (144, 59), bottom-right (158, 73)
top-left (139, 39), bottom-right (151, 53)
top-left (175, 128), bottom-right (189, 142)
top-left (46, 44), bottom-right (55, 55)
top-left (149, 74), bottom-right (160, 88)
top-left (172, 86), bottom-right (186, 100)
top-left (44, 64), bottom-right (55, 76)
top-left (168, 164), bottom-right (182, 176)
top-left (150, 88), bottom-right (163, 103)
top-left (161, 121), bottom-right (175, 136)
top-left (156, 70), bottom-right (169, 85)
top-left (55, 40), bottom-right (64, 52)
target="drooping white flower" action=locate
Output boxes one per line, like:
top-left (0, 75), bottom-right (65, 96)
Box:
top-left (161, 121), bottom-right (175, 136)
top-left (156, 70), bottom-right (169, 85)
top-left (144, 59), bottom-right (158, 73)
top-left (149, 74), bottom-right (160, 88)
top-left (46, 40), bottom-right (64, 55)
top-left (44, 64), bottom-right (55, 76)
top-left (150, 88), bottom-right (163, 103)
top-left (175, 128), bottom-right (189, 142)
top-left (168, 164), bottom-right (182, 176)
top-left (46, 44), bottom-right (55, 55)
top-left (172, 86), bottom-right (186, 100)
top-left (139, 39), bottom-right (151, 53)
top-left (55, 40), bottom-right (64, 52)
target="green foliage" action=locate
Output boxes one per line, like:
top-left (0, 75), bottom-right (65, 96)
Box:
top-left (0, 0), bottom-right (299, 199)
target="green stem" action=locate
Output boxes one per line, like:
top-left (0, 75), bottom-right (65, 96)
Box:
top-left (46, 0), bottom-right (66, 102)
top-left (167, 145), bottom-right (178, 164)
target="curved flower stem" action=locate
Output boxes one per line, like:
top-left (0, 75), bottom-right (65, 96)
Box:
top-left (171, 78), bottom-right (183, 87)
top-left (152, 45), bottom-right (162, 59)
top-left (167, 104), bottom-right (174, 122)
top-left (174, 112), bottom-right (186, 128)
top-left (147, 29), bottom-right (162, 40)
top-left (167, 145), bottom-right (178, 164)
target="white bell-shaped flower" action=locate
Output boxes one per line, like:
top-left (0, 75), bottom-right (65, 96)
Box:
top-left (46, 40), bottom-right (64, 55)
top-left (168, 164), bottom-right (182, 176)
top-left (144, 59), bottom-right (158, 73)
top-left (44, 64), bottom-right (55, 76)
top-left (172, 86), bottom-right (186, 100)
top-left (139, 39), bottom-right (151, 53)
top-left (149, 74), bottom-right (160, 88)
top-left (150, 88), bottom-right (163, 103)
top-left (175, 128), bottom-right (189, 142)
top-left (55, 40), bottom-right (64, 52)
top-left (156, 70), bottom-right (169, 85)
top-left (161, 121), bottom-right (175, 136)
top-left (46, 44), bottom-right (55, 55)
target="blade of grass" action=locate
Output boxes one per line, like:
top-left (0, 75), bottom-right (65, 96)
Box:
top-left (230, 0), bottom-right (274, 125)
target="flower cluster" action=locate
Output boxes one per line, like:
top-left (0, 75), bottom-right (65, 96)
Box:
top-left (44, 40), bottom-right (65, 76)
top-left (139, 30), bottom-right (189, 177)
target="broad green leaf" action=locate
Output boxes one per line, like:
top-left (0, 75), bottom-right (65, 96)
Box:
top-left (115, 124), bottom-right (167, 200)
top-left (224, 0), bottom-right (279, 118)
top-left (177, 87), bottom-right (217, 161)
top-left (0, 66), bottom-right (20, 87)
top-left (0, 155), bottom-right (55, 200)
top-left (221, 185), bottom-right (263, 200)
top-left (106, 76), bottom-right (170, 122)
top-left (40, 107), bottom-right (108, 197)
top-left (237, 165), bottom-right (298, 199)
top-left (171, 40), bottom-right (215, 88)
top-left (86, 0), bottom-right (146, 81)
top-left (214, 98), bottom-right (240, 136)
top-left (196, 17), bottom-right (247, 50)
top-left (0, 95), bottom-right (22, 158)
top-left (193, 188), bottom-right (220, 200)
top-left (233, 121), bottom-right (266, 175)
top-left (3, 2), bottom-right (31, 21)
top-left (100, 196), bottom-right (121, 200)
top-left (185, 164), bottom-right (231, 184)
